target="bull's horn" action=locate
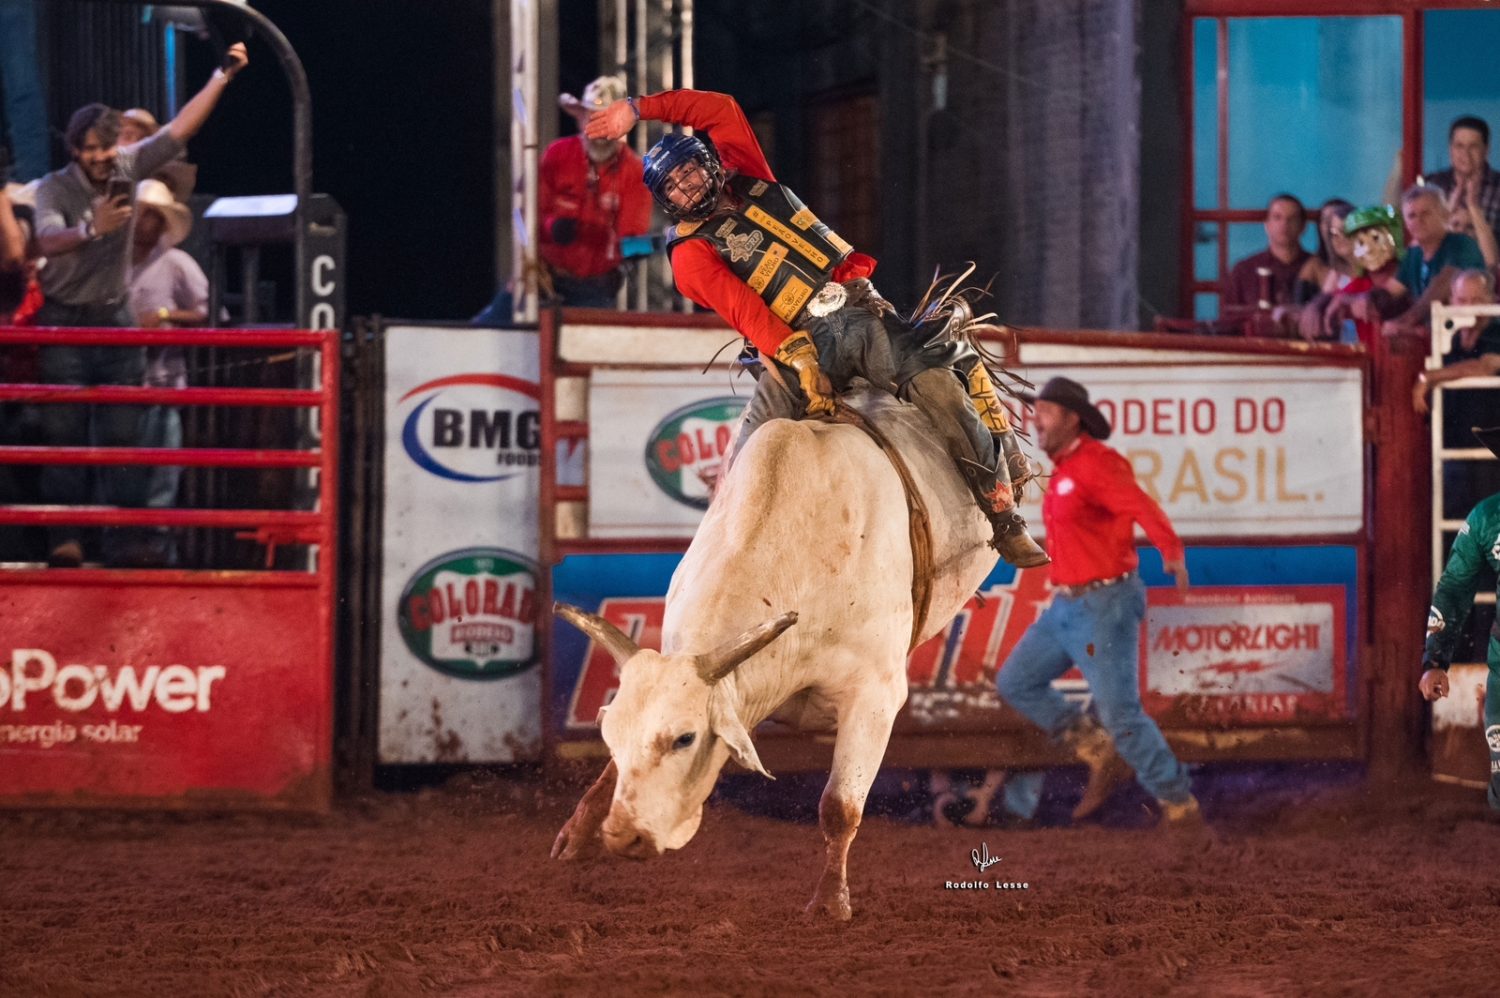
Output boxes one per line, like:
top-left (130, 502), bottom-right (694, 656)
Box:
top-left (554, 603), bottom-right (641, 665)
top-left (696, 611), bottom-right (799, 684)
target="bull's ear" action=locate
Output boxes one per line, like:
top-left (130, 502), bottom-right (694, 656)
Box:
top-left (696, 610), bottom-right (798, 684)
top-left (709, 691), bottom-right (773, 780)
top-left (595, 704), bottom-right (609, 726)
top-left (555, 602), bottom-right (641, 665)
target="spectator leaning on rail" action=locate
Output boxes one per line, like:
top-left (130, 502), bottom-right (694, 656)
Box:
top-left (121, 178), bottom-right (208, 567)
top-left (1, 181), bottom-right (35, 322)
top-left (31, 41), bottom-right (248, 568)
top-left (1419, 425), bottom-right (1500, 817)
top-left (1425, 115), bottom-right (1500, 239)
top-left (994, 377), bottom-right (1201, 830)
top-left (1411, 269), bottom-right (1500, 511)
top-left (1377, 185), bottom-right (1487, 339)
top-left (1221, 193), bottom-right (1311, 335)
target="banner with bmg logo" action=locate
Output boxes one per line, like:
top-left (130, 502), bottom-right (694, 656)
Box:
top-left (378, 326), bottom-right (543, 763)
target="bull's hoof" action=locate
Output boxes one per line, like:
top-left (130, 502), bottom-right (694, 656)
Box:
top-left (804, 887), bottom-right (852, 922)
top-left (550, 822), bottom-right (604, 861)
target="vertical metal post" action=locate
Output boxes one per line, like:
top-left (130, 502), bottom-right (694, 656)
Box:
top-left (512, 0), bottom-right (540, 325)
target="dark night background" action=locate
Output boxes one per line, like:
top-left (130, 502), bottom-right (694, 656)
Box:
top-left (183, 0), bottom-right (600, 323)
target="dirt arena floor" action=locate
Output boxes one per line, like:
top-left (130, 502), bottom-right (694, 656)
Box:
top-left (3, 765), bottom-right (1496, 997)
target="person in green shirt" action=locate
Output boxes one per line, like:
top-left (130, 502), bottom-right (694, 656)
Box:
top-left (1420, 424), bottom-right (1500, 813)
top-left (1381, 186), bottom-right (1488, 338)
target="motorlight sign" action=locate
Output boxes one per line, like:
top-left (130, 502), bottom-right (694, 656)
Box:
top-left (379, 326), bottom-right (542, 763)
top-left (645, 397), bottom-right (746, 509)
top-left (1140, 586), bottom-right (1348, 723)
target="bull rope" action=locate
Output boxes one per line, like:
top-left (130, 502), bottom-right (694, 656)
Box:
top-left (754, 362), bottom-right (936, 650)
top-left (825, 401), bottom-right (936, 653)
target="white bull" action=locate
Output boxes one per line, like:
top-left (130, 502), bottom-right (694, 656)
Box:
top-left (552, 386), bottom-right (998, 920)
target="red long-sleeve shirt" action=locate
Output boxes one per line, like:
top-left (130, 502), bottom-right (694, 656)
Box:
top-left (1041, 435), bottom-right (1185, 587)
top-left (539, 136), bottom-right (652, 280)
top-left (636, 89), bottom-right (877, 356)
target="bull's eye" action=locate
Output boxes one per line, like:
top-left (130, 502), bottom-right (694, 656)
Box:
top-left (673, 732), bottom-right (696, 751)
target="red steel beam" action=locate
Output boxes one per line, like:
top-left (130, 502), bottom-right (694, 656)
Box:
top-left (2, 568), bottom-right (320, 587)
top-left (0, 326), bottom-right (326, 347)
top-left (0, 507), bottom-right (323, 529)
top-left (0, 385), bottom-right (323, 407)
top-left (0, 446), bottom-right (320, 468)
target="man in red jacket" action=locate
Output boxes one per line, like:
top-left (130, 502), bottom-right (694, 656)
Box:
top-left (539, 76), bottom-right (653, 307)
top-left (995, 377), bottom-right (1201, 828)
top-left (586, 89), bottom-right (1046, 567)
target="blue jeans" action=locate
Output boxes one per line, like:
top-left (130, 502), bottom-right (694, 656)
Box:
top-left (34, 301), bottom-right (147, 552)
top-left (996, 574), bottom-right (1192, 803)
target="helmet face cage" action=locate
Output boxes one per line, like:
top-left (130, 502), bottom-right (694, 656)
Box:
top-left (644, 133), bottom-right (725, 221)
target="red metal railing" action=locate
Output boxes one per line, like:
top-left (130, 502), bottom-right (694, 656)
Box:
top-left (0, 325), bottom-right (338, 562)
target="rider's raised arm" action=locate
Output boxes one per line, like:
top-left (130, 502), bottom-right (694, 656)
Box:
top-left (636, 90), bottom-right (774, 182)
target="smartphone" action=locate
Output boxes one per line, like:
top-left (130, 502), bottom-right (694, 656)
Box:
top-left (106, 178), bottom-right (133, 201)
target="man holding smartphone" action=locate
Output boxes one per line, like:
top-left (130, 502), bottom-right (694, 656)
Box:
top-left (28, 41), bottom-right (249, 567)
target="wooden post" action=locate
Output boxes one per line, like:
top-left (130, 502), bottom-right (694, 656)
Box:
top-left (1367, 332), bottom-right (1431, 778)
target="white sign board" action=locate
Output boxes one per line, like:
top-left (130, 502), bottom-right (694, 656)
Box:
top-left (379, 326), bottom-right (541, 763)
top-left (588, 369), bottom-right (751, 538)
top-left (1016, 364), bottom-right (1364, 537)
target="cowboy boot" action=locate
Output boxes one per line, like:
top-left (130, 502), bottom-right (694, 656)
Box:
top-left (1063, 716), bottom-right (1132, 821)
top-left (1157, 794), bottom-right (1205, 832)
top-left (985, 493), bottom-right (1050, 569)
top-left (958, 456), bottom-right (1050, 569)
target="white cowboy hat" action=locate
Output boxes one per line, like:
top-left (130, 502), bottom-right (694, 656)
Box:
top-left (559, 74), bottom-right (628, 123)
top-left (134, 178), bottom-right (192, 247)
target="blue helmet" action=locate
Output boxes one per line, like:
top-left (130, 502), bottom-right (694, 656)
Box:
top-left (643, 132), bottom-right (724, 221)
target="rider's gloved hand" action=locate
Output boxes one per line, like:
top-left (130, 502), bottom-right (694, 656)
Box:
top-left (774, 330), bottom-right (836, 416)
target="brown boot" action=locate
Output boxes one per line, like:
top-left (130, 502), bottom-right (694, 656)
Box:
top-left (1157, 794), bottom-right (1205, 831)
top-left (990, 510), bottom-right (1050, 569)
top-left (1064, 718), bottom-right (1131, 821)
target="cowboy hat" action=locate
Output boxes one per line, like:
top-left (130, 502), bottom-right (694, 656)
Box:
top-left (1019, 376), bottom-right (1112, 440)
top-left (120, 108), bottom-right (161, 136)
top-left (134, 178), bottom-right (192, 248)
top-left (559, 75), bottom-right (628, 123)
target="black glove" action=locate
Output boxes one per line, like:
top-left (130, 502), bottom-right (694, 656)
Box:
top-left (550, 217), bottom-right (578, 246)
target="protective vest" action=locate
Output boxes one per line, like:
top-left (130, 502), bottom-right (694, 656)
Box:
top-left (666, 175), bottom-right (854, 327)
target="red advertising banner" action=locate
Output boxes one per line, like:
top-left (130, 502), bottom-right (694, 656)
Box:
top-left (0, 573), bottom-right (330, 807)
top-left (1140, 586), bottom-right (1348, 724)
top-left (557, 577), bottom-right (1350, 738)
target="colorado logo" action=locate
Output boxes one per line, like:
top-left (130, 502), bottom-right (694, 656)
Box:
top-left (644, 397), bottom-right (748, 509)
top-left (397, 547), bottom-right (539, 680)
top-left (400, 374), bottom-right (540, 483)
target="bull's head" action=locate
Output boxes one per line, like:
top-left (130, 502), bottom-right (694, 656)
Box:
top-left (555, 602), bottom-right (798, 860)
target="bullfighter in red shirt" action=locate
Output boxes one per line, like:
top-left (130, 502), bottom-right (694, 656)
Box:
top-left (585, 88), bottom-right (1047, 568)
top-left (540, 76), bottom-right (654, 306)
top-left (995, 377), bottom-right (1202, 828)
